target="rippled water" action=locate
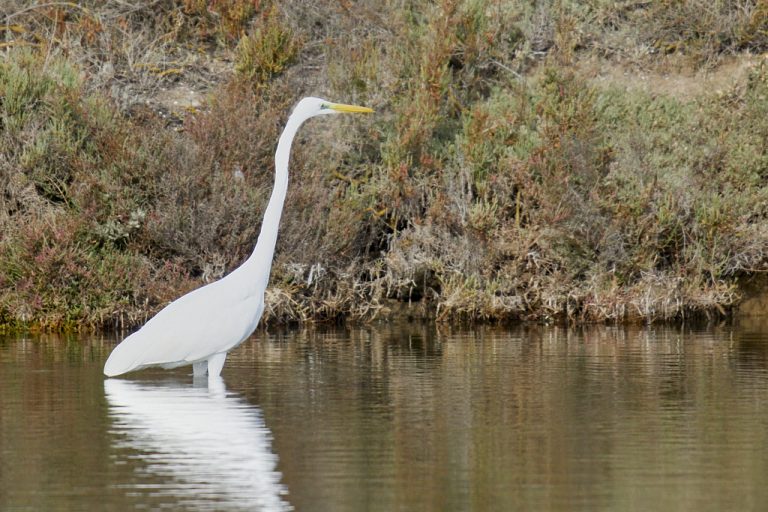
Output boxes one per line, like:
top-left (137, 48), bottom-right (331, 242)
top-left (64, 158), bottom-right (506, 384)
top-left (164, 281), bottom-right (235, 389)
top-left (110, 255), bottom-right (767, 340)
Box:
top-left (2, 320), bottom-right (768, 511)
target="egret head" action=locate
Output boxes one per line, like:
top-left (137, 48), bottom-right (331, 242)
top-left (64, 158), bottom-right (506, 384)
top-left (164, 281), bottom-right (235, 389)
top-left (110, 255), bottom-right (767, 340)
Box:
top-left (294, 97), bottom-right (374, 120)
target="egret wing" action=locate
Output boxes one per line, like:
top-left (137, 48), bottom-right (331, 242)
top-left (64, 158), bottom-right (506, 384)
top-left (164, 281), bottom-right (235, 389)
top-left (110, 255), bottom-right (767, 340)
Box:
top-left (104, 281), bottom-right (262, 376)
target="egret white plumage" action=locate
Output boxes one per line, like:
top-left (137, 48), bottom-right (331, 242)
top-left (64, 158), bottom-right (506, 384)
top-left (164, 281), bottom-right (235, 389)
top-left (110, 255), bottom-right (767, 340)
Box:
top-left (104, 97), bottom-right (373, 378)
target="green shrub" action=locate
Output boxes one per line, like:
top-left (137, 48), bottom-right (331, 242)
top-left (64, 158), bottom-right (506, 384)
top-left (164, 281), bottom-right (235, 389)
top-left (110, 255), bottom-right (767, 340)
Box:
top-left (234, 7), bottom-right (300, 86)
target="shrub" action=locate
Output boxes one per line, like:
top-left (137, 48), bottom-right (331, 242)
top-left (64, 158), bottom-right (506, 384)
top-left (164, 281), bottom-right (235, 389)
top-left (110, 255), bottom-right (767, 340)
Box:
top-left (234, 6), bottom-right (301, 86)
top-left (1, 1), bottom-right (766, 329)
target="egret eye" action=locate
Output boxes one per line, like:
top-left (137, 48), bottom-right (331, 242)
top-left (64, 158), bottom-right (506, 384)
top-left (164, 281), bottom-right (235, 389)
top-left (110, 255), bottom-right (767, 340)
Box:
top-left (320, 103), bottom-right (330, 110)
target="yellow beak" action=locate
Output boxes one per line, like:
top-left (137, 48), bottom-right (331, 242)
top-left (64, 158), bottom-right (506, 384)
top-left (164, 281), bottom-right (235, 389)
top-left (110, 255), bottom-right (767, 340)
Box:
top-left (328, 102), bottom-right (374, 114)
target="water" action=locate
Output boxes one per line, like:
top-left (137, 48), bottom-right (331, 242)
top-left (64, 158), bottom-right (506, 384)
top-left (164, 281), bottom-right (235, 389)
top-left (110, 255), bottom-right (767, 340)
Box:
top-left (2, 321), bottom-right (768, 511)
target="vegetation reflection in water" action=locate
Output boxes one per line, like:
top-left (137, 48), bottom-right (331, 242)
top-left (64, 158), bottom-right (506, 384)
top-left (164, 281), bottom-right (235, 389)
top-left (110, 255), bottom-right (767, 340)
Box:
top-left (233, 322), bottom-right (768, 512)
top-left (1, 321), bottom-right (768, 511)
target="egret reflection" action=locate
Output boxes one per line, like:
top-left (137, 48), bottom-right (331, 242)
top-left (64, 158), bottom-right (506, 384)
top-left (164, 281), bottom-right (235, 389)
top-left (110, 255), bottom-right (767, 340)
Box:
top-left (105, 378), bottom-right (291, 511)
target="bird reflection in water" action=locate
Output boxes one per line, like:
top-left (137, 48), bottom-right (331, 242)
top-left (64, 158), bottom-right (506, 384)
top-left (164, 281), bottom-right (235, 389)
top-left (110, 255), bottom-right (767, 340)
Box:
top-left (105, 377), bottom-right (292, 511)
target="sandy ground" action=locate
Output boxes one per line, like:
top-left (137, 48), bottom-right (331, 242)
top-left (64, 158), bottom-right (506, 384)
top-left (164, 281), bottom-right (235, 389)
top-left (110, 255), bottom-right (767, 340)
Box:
top-left (577, 54), bottom-right (767, 99)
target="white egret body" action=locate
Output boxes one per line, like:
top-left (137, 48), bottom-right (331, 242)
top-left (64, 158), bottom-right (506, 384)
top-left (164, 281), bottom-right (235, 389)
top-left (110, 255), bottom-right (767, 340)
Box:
top-left (104, 97), bottom-right (373, 378)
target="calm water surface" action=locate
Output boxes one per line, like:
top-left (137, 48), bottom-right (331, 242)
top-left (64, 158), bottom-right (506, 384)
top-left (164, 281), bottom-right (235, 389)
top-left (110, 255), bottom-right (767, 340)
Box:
top-left (2, 321), bottom-right (768, 511)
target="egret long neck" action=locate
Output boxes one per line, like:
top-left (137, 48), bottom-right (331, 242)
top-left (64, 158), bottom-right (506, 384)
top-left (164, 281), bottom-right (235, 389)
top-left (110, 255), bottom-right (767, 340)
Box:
top-left (244, 114), bottom-right (303, 293)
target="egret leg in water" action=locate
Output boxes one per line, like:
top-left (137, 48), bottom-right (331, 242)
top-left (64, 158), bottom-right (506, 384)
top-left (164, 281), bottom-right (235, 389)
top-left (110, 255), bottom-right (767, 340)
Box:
top-left (103, 98), bottom-right (373, 378)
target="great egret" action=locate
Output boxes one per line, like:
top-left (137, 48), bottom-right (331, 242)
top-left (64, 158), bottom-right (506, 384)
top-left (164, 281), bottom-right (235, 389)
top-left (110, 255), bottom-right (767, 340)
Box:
top-left (104, 97), bottom-right (373, 378)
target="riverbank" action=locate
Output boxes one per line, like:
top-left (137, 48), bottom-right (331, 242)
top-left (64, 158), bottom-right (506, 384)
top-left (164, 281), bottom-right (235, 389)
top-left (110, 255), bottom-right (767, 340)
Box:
top-left (1, 1), bottom-right (767, 330)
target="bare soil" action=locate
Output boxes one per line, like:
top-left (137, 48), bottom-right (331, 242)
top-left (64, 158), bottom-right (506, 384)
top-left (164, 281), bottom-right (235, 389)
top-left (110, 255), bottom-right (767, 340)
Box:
top-left (578, 54), bottom-right (767, 99)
